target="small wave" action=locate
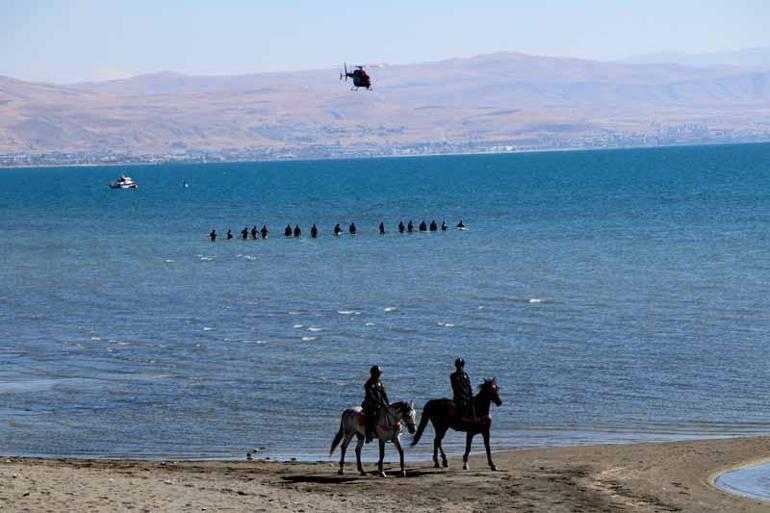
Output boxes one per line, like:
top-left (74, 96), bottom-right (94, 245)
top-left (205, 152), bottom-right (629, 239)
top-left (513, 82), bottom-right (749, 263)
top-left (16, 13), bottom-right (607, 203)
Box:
top-left (337, 309), bottom-right (361, 316)
top-left (301, 336), bottom-right (317, 342)
top-left (243, 340), bottom-right (266, 345)
top-left (199, 256), bottom-right (214, 262)
top-left (365, 322), bottom-right (376, 327)
top-left (384, 307), bottom-right (398, 312)
top-left (288, 310), bottom-right (307, 315)
top-left (292, 324), bottom-right (304, 329)
top-left (90, 336), bottom-right (102, 341)
top-left (307, 327), bottom-right (323, 332)
top-left (529, 298), bottom-right (545, 303)
top-left (241, 255), bottom-right (257, 261)
top-left (437, 322), bottom-right (455, 328)
top-left (203, 326), bottom-right (216, 331)
top-left (164, 259), bottom-right (175, 263)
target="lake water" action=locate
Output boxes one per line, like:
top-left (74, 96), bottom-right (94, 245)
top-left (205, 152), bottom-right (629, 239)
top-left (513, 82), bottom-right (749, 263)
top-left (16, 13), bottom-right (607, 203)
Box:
top-left (0, 144), bottom-right (769, 460)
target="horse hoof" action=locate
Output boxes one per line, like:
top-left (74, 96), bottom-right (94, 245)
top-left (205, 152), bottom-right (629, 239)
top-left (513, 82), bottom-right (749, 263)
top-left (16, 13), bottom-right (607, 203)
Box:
top-left (462, 463), bottom-right (469, 471)
top-left (433, 462), bottom-right (440, 469)
top-left (379, 472), bottom-right (387, 478)
top-left (442, 460), bottom-right (449, 468)
top-left (359, 471), bottom-right (366, 477)
top-left (490, 465), bottom-right (498, 471)
top-left (338, 469), bottom-right (344, 475)
top-left (400, 471), bottom-right (406, 478)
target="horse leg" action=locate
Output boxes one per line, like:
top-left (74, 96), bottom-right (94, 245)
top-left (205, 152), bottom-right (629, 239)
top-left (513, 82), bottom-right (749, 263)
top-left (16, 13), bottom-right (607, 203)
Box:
top-left (483, 429), bottom-right (497, 471)
top-left (434, 426), bottom-right (448, 468)
top-left (393, 437), bottom-right (406, 477)
top-left (462, 431), bottom-right (474, 471)
top-left (338, 433), bottom-right (353, 475)
top-left (378, 439), bottom-right (387, 478)
top-left (354, 434), bottom-right (366, 476)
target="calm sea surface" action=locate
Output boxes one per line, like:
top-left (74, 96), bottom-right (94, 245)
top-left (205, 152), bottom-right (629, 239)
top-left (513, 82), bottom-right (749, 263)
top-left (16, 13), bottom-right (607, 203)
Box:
top-left (1, 144), bottom-right (769, 460)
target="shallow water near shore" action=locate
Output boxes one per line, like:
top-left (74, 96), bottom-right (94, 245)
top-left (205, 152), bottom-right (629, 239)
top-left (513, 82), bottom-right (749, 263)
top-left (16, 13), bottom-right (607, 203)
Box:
top-left (715, 461), bottom-right (770, 503)
top-left (1, 144), bottom-right (769, 460)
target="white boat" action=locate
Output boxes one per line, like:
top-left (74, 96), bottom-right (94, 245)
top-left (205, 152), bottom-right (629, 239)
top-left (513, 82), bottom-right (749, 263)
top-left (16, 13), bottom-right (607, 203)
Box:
top-left (109, 175), bottom-right (138, 189)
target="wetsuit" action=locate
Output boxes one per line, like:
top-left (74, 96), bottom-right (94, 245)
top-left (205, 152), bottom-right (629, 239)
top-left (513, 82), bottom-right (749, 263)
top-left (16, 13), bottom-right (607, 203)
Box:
top-left (407, 221), bottom-right (414, 233)
top-left (261, 225), bottom-right (269, 239)
top-left (362, 378), bottom-right (389, 441)
top-left (293, 225), bottom-right (301, 237)
top-left (334, 224), bottom-right (343, 236)
top-left (284, 225), bottom-right (292, 237)
top-left (349, 223), bottom-right (357, 235)
top-left (251, 226), bottom-right (258, 239)
top-left (429, 220), bottom-right (437, 232)
top-left (210, 230), bottom-right (217, 241)
top-left (419, 221), bottom-right (427, 232)
top-left (226, 230), bottom-right (233, 240)
top-left (241, 227), bottom-right (249, 240)
top-left (379, 222), bottom-right (385, 235)
top-left (398, 221), bottom-right (405, 233)
top-left (311, 224), bottom-right (318, 238)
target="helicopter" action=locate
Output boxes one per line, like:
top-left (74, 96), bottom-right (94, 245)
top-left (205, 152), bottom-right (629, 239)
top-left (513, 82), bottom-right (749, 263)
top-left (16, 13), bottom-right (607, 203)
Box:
top-left (340, 63), bottom-right (371, 90)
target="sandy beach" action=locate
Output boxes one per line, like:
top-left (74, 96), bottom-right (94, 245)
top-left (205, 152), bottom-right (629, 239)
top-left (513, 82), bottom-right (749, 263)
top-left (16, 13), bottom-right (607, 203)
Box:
top-left (1, 437), bottom-right (768, 512)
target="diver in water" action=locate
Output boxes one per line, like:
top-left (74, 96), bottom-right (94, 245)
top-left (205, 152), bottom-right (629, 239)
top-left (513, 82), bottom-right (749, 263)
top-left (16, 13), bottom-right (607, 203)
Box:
top-left (441, 220), bottom-right (448, 231)
top-left (349, 222), bottom-right (357, 235)
top-left (419, 220), bottom-right (427, 232)
top-left (209, 229), bottom-right (217, 241)
top-left (334, 224), bottom-right (343, 236)
top-left (261, 224), bottom-right (269, 239)
top-left (251, 226), bottom-right (258, 239)
top-left (398, 221), bottom-right (405, 233)
top-left (293, 225), bottom-right (302, 237)
top-left (284, 225), bottom-right (292, 237)
top-left (429, 220), bottom-right (438, 232)
top-left (310, 224), bottom-right (318, 238)
top-left (457, 220), bottom-right (465, 229)
top-left (407, 220), bottom-right (414, 233)
top-left (226, 229), bottom-right (233, 240)
top-left (379, 222), bottom-right (385, 235)
top-left (241, 227), bottom-right (249, 240)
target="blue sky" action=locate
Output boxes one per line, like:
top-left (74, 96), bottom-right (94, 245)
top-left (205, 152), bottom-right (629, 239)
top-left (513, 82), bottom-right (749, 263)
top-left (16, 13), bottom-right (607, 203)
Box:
top-left (3, 0), bottom-right (769, 82)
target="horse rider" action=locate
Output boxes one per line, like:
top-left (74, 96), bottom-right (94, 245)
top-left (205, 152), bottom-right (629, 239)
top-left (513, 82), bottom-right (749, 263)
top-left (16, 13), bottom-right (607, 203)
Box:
top-left (451, 358), bottom-right (475, 421)
top-left (362, 365), bottom-right (389, 442)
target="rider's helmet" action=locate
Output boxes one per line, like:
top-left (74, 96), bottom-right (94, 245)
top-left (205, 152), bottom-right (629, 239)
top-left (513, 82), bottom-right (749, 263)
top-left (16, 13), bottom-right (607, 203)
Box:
top-left (454, 358), bottom-right (465, 369)
top-left (370, 365), bottom-right (382, 377)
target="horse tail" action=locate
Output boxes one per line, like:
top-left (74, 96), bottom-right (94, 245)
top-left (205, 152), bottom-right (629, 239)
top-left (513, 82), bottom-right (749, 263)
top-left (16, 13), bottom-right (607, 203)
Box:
top-left (411, 402), bottom-right (432, 447)
top-left (329, 416), bottom-right (345, 455)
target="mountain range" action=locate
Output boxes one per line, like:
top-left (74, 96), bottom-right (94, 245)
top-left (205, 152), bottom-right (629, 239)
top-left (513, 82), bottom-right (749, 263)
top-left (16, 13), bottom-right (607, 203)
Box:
top-left (2, 51), bottom-right (770, 163)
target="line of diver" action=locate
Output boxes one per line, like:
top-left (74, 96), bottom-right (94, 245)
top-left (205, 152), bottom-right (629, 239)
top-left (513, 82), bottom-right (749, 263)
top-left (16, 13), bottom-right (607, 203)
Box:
top-left (209, 219), bottom-right (466, 241)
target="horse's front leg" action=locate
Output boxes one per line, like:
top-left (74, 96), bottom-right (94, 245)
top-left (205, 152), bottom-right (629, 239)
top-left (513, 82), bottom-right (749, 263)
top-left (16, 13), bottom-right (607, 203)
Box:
top-left (378, 439), bottom-right (386, 478)
top-left (338, 434), bottom-right (353, 475)
top-left (482, 428), bottom-right (497, 471)
top-left (354, 434), bottom-right (366, 476)
top-left (393, 436), bottom-right (406, 477)
top-left (462, 431), bottom-right (474, 470)
top-left (434, 426), bottom-right (448, 468)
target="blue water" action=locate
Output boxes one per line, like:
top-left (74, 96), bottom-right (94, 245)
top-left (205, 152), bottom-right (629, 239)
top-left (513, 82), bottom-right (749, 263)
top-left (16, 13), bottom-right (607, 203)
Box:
top-left (1, 144), bottom-right (769, 460)
top-left (715, 462), bottom-right (770, 503)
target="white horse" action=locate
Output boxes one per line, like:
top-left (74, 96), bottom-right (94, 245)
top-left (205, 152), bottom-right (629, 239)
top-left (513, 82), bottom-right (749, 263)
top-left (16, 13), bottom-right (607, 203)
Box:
top-left (330, 400), bottom-right (416, 477)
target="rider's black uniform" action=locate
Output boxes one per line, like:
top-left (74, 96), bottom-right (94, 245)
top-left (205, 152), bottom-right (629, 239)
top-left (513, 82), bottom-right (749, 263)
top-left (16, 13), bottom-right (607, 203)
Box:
top-left (362, 373), bottom-right (389, 442)
top-left (451, 366), bottom-right (474, 420)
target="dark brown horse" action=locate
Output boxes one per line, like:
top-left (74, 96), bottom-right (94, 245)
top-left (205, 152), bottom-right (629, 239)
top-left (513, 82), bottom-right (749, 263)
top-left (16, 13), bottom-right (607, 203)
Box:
top-left (411, 378), bottom-right (502, 470)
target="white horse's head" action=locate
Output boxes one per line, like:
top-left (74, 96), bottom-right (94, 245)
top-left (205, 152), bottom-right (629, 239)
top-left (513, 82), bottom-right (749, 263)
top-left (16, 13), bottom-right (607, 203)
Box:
top-left (403, 400), bottom-right (417, 434)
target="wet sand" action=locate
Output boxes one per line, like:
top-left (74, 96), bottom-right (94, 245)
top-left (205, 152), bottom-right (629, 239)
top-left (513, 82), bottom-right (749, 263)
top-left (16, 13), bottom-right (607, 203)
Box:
top-left (2, 437), bottom-right (769, 512)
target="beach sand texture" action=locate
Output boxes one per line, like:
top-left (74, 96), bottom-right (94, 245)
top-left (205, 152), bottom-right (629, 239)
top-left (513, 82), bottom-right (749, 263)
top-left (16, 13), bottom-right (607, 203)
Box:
top-left (2, 437), bottom-right (769, 512)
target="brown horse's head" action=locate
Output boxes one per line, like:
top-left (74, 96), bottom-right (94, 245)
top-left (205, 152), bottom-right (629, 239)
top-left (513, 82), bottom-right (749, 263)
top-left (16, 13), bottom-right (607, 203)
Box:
top-left (480, 378), bottom-right (502, 407)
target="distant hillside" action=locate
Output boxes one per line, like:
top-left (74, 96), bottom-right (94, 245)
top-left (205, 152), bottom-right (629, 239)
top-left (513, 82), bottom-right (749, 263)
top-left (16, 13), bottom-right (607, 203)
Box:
top-left (622, 46), bottom-right (770, 68)
top-left (2, 52), bottom-right (770, 162)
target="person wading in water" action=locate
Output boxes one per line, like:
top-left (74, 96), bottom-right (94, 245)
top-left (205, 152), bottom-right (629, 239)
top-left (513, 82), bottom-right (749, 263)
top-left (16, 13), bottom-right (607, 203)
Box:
top-left (362, 365), bottom-right (389, 443)
top-left (451, 358), bottom-right (475, 421)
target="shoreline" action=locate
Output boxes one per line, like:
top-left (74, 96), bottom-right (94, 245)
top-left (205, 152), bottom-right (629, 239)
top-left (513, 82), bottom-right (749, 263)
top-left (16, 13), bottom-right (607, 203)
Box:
top-left (2, 140), bottom-right (768, 171)
top-left (3, 437), bottom-right (770, 512)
